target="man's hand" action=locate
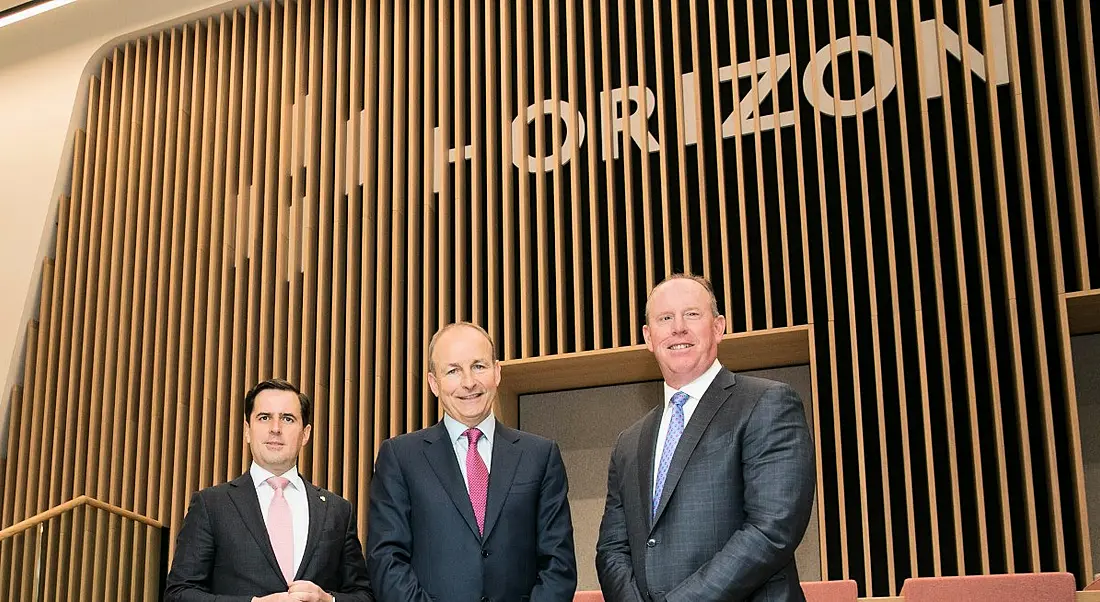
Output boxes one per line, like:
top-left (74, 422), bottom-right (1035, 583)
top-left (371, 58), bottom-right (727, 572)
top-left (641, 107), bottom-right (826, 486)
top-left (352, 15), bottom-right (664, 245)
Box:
top-left (251, 595), bottom-right (295, 602)
top-left (288, 580), bottom-right (334, 602)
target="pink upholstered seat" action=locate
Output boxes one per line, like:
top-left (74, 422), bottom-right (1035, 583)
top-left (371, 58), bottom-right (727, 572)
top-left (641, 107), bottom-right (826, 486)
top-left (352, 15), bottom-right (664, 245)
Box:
top-left (900, 572), bottom-right (1077, 602)
top-left (573, 592), bottom-right (604, 602)
top-left (801, 579), bottom-right (859, 602)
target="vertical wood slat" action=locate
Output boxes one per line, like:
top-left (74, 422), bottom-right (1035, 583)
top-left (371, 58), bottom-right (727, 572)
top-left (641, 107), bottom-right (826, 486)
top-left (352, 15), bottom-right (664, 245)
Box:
top-left (723, 0), bottom-right (754, 332)
top-left (849, 0), bottom-right (903, 586)
top-left (887, 0), bottom-right (948, 575)
top-left (629, 0), bottom-right (655, 309)
top-left (1004, 0), bottom-right (1068, 570)
top-left (612, 0), bottom-right (639, 344)
top-left (371, 0), bottom-right (392, 451)
top-left (975, 0), bottom-right (1042, 571)
top-left (685, 0), bottom-right (711, 285)
top-left (821, 0), bottom-right (873, 588)
top-left (1048, 0), bottom-right (1090, 289)
top-left (952, 0), bottom-right (1015, 572)
top-left (596, 0), bottom-right (620, 346)
top-left (906, 0), bottom-right (967, 574)
top-left (330, 0), bottom-right (350, 487)
top-left (929, 0), bottom-right (992, 573)
top-left (1081, 1), bottom-right (1100, 283)
top-left (665, 1), bottom-right (691, 274)
top-left (467, 0), bottom-right (483, 334)
top-left (5, 0), bottom-right (1100, 596)
top-left (740, 0), bottom-right (774, 329)
top-left (421, 0), bottom-right (438, 425)
top-left (580, 0), bottom-right (602, 349)
top-left (549, 0), bottom-right (568, 349)
top-left (385, 0), bottom-right (404, 446)
top-left (531, 0), bottom-right (550, 354)
top-left (801, 0), bottom-right (849, 578)
top-left (126, 38), bottom-right (159, 553)
top-left (1020, 0), bottom-right (1094, 577)
top-left (345, 0), bottom-right (364, 508)
top-left (762, 0), bottom-right (792, 326)
top-left (868, 0), bottom-right (920, 585)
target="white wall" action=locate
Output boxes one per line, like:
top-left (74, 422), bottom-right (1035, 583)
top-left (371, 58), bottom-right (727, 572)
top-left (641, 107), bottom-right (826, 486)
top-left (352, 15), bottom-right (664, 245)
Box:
top-left (0, 0), bottom-right (255, 453)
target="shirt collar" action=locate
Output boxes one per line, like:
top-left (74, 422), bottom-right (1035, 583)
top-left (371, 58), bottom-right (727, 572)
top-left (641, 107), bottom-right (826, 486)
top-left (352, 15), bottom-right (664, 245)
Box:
top-left (250, 461), bottom-right (306, 493)
top-left (443, 412), bottom-right (496, 445)
top-left (663, 358), bottom-right (723, 407)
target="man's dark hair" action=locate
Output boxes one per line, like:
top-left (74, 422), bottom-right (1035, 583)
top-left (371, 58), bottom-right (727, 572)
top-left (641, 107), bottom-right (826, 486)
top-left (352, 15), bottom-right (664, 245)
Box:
top-left (243, 378), bottom-right (312, 426)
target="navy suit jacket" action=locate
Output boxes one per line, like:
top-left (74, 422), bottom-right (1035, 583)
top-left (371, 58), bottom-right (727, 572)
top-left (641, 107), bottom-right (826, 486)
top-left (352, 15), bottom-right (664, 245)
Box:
top-left (596, 369), bottom-right (816, 602)
top-left (366, 420), bottom-right (577, 602)
top-left (165, 473), bottom-right (373, 602)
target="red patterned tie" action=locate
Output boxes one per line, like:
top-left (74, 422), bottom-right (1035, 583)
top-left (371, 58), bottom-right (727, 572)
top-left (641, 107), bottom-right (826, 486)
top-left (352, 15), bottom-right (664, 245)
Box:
top-left (464, 428), bottom-right (489, 535)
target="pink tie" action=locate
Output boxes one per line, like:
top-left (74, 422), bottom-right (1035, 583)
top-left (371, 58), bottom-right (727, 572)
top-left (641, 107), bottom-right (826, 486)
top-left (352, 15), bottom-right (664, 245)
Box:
top-left (266, 476), bottom-right (295, 583)
top-left (464, 428), bottom-right (488, 535)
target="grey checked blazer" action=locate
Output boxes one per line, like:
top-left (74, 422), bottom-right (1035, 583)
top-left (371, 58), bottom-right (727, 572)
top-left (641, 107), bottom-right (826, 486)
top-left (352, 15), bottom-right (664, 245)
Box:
top-left (596, 368), bottom-right (816, 602)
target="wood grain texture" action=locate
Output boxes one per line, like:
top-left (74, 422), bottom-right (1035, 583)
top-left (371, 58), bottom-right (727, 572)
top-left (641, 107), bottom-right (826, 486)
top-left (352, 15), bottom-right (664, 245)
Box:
top-left (1, 0), bottom-right (1097, 596)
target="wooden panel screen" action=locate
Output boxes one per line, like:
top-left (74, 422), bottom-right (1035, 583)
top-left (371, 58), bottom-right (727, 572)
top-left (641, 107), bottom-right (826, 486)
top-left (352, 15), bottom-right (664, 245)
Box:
top-left (1, 0), bottom-right (1097, 596)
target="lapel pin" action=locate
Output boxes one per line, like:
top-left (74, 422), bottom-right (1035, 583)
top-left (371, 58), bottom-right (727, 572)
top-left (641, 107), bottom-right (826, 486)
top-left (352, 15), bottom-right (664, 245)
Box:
top-left (320, 495), bottom-right (326, 502)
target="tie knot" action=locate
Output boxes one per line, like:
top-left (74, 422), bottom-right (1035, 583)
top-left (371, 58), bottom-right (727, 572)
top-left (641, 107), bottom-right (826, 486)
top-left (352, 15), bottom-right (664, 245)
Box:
top-left (463, 428), bottom-right (483, 446)
top-left (671, 391), bottom-right (689, 408)
top-left (267, 476), bottom-right (290, 492)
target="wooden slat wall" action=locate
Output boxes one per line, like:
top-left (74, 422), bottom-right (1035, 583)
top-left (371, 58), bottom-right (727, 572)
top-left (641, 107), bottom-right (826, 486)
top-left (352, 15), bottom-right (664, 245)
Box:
top-left (1, 0), bottom-right (1098, 597)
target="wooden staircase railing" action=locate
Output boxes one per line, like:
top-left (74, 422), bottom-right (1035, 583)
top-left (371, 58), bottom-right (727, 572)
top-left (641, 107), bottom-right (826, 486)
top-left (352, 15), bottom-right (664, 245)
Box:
top-left (0, 495), bottom-right (167, 601)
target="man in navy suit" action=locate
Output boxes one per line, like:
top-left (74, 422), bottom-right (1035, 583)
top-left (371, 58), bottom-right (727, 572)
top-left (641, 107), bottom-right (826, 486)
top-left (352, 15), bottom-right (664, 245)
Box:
top-left (366, 322), bottom-right (577, 602)
top-left (596, 274), bottom-right (816, 602)
top-left (166, 379), bottom-right (373, 602)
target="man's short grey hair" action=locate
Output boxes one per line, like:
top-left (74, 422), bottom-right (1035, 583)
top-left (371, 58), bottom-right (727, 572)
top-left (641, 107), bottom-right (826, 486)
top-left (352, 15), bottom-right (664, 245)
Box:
top-left (427, 322), bottom-right (497, 374)
top-left (644, 273), bottom-right (721, 323)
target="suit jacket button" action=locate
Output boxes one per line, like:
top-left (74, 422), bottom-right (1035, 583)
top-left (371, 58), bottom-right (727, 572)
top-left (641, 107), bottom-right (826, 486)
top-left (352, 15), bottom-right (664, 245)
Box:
top-left (481, 597), bottom-right (490, 602)
top-left (646, 538), bottom-right (657, 548)
top-left (481, 549), bottom-right (490, 558)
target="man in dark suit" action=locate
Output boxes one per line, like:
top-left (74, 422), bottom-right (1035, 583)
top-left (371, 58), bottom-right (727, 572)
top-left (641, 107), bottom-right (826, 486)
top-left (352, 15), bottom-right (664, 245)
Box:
top-left (366, 322), bottom-right (577, 602)
top-left (596, 274), bottom-right (816, 602)
top-left (165, 379), bottom-right (373, 602)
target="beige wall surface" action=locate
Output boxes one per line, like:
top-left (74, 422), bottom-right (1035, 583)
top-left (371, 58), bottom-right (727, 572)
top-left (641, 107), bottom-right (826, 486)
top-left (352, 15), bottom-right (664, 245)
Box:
top-left (0, 0), bottom-right (253, 452)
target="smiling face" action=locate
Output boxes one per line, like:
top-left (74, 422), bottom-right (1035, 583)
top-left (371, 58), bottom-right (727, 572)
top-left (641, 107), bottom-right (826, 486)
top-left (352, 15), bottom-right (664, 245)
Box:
top-left (427, 325), bottom-right (501, 427)
top-left (643, 277), bottom-right (726, 389)
top-left (244, 388), bottom-right (312, 475)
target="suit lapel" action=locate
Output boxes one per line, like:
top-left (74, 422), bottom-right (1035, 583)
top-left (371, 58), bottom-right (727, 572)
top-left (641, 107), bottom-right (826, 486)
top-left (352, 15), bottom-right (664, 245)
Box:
top-left (482, 422), bottom-right (522, 540)
top-left (227, 473), bottom-right (284, 583)
top-left (651, 368), bottom-right (737, 528)
top-left (636, 406), bottom-right (662, 531)
top-left (423, 421), bottom-right (482, 539)
top-left (294, 479), bottom-right (329, 580)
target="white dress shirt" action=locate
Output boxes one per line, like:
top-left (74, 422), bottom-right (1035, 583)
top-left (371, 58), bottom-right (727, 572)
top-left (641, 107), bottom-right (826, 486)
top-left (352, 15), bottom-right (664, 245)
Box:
top-left (443, 412), bottom-right (495, 492)
top-left (652, 358), bottom-right (723, 495)
top-left (250, 462), bottom-right (310, 579)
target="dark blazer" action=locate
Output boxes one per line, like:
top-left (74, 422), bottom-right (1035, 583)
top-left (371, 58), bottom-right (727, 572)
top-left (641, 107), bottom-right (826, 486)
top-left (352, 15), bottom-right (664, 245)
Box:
top-left (596, 368), bottom-right (816, 602)
top-left (366, 420), bottom-right (577, 602)
top-left (165, 473), bottom-right (373, 602)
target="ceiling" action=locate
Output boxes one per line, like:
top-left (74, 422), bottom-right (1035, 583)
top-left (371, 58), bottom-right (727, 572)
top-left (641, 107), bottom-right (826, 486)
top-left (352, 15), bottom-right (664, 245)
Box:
top-left (0, 0), bottom-right (27, 14)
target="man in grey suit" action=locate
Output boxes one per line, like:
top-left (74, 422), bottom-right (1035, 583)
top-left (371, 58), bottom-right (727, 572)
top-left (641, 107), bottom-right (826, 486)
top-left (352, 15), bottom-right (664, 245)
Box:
top-left (596, 274), bottom-right (816, 602)
top-left (165, 379), bottom-right (373, 602)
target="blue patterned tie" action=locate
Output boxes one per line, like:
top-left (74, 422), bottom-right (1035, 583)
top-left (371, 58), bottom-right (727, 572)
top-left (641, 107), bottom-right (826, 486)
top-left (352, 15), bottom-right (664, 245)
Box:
top-left (653, 391), bottom-right (690, 520)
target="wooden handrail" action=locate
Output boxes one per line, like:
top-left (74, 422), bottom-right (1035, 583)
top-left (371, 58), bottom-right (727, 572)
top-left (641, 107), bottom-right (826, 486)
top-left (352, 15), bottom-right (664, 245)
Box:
top-left (0, 495), bottom-right (162, 541)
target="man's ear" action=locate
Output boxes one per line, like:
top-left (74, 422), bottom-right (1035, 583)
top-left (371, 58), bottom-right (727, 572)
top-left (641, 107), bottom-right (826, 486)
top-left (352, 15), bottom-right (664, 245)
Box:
top-left (642, 324), bottom-right (653, 352)
top-left (427, 371), bottom-right (440, 397)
